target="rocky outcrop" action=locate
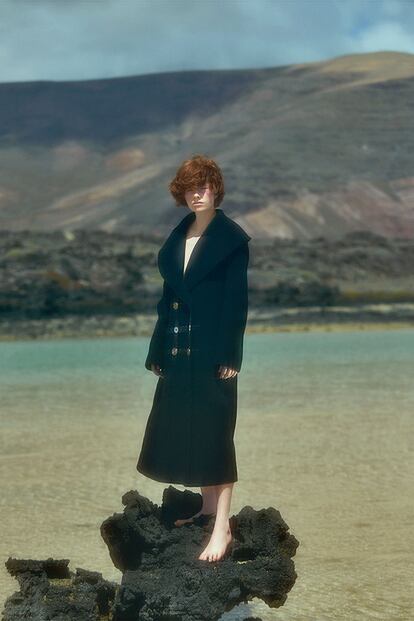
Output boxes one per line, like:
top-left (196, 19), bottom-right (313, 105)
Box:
top-left (1, 228), bottom-right (413, 340)
top-left (2, 558), bottom-right (117, 621)
top-left (3, 487), bottom-right (299, 621)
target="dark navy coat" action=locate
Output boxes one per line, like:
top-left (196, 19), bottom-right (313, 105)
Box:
top-left (136, 207), bottom-right (251, 486)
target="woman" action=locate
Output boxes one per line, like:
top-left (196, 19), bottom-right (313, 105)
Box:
top-left (137, 154), bottom-right (251, 562)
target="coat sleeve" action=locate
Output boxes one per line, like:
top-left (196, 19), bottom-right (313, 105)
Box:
top-left (144, 280), bottom-right (170, 371)
top-left (214, 241), bottom-right (250, 373)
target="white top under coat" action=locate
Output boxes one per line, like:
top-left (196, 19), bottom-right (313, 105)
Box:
top-left (183, 236), bottom-right (201, 273)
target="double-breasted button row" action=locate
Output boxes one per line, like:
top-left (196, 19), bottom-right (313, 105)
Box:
top-left (170, 347), bottom-right (191, 356)
top-left (168, 298), bottom-right (192, 358)
top-left (168, 324), bottom-right (190, 334)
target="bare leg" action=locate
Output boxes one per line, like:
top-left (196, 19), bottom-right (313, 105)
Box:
top-left (174, 485), bottom-right (217, 526)
top-left (198, 483), bottom-right (233, 562)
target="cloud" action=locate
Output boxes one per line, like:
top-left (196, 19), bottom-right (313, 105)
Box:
top-left (0, 0), bottom-right (413, 83)
top-left (353, 20), bottom-right (414, 52)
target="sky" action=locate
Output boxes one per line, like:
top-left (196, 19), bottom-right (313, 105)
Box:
top-left (0, 0), bottom-right (413, 83)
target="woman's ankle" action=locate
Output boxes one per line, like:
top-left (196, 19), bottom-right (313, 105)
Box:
top-left (213, 515), bottom-right (230, 527)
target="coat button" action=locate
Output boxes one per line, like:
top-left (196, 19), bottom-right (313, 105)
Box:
top-left (173, 301), bottom-right (179, 309)
top-left (173, 326), bottom-right (179, 333)
top-left (171, 347), bottom-right (178, 356)
top-left (187, 347), bottom-right (191, 356)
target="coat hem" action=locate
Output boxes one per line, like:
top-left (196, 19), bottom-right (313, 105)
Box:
top-left (136, 462), bottom-right (238, 487)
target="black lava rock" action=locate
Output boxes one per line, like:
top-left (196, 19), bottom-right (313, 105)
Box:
top-left (100, 487), bottom-right (299, 621)
top-left (3, 487), bottom-right (299, 621)
top-left (2, 557), bottom-right (117, 620)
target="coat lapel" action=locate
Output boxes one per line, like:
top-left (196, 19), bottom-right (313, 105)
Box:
top-left (158, 208), bottom-right (251, 308)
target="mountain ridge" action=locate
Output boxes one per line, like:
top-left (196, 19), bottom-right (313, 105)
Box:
top-left (1, 51), bottom-right (413, 239)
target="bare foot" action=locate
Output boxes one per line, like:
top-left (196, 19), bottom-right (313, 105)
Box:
top-left (198, 524), bottom-right (232, 562)
top-left (174, 509), bottom-right (216, 527)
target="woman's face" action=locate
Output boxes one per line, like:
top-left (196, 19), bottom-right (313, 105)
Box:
top-left (184, 181), bottom-right (216, 213)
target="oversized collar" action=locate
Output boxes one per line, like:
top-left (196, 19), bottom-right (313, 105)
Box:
top-left (158, 208), bottom-right (251, 308)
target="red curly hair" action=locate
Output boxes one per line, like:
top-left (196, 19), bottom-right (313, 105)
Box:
top-left (169, 154), bottom-right (225, 208)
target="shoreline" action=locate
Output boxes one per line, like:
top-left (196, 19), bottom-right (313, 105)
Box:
top-left (0, 315), bottom-right (413, 342)
top-left (247, 320), bottom-right (414, 333)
